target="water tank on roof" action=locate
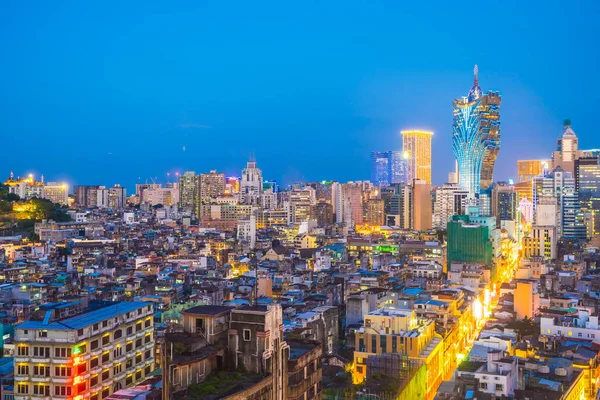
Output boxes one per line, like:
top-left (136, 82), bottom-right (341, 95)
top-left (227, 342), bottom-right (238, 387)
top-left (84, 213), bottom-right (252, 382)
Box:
top-left (539, 365), bottom-right (550, 374)
top-left (555, 367), bottom-right (567, 377)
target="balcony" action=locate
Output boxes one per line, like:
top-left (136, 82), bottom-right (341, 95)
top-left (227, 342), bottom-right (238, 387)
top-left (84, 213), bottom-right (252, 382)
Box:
top-left (31, 376), bottom-right (51, 383)
top-left (51, 376), bottom-right (73, 385)
top-left (113, 372), bottom-right (126, 382)
top-left (31, 357), bottom-right (51, 363)
top-left (288, 368), bottom-right (322, 399)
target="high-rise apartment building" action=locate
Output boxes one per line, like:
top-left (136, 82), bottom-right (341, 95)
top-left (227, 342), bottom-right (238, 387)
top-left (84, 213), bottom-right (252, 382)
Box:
top-left (313, 201), bottom-right (333, 227)
top-left (452, 66), bottom-right (501, 197)
top-left (433, 184), bottom-right (469, 229)
top-left (552, 120), bottom-right (579, 175)
top-left (14, 301), bottom-right (154, 400)
top-left (533, 168), bottom-right (586, 240)
top-left (43, 182), bottom-right (69, 205)
top-left (370, 151), bottom-right (407, 186)
top-left (287, 187), bottom-right (316, 225)
top-left (240, 160), bottom-right (263, 205)
top-left (491, 182), bottom-right (517, 227)
top-left (178, 171), bottom-right (199, 212)
top-left (384, 184), bottom-right (412, 228)
top-left (518, 160), bottom-right (550, 183)
top-left (401, 130), bottom-right (433, 184)
top-left (199, 170), bottom-right (226, 204)
top-left (576, 157), bottom-right (600, 236)
top-left (411, 179), bottom-right (432, 231)
top-left (364, 199), bottom-right (385, 226)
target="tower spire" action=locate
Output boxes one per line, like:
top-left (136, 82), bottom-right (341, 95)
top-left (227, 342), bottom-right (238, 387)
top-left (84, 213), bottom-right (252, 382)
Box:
top-left (474, 64), bottom-right (479, 86)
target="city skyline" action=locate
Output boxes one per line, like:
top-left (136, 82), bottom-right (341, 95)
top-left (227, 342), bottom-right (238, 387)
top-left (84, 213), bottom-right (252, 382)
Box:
top-left (1, 2), bottom-right (599, 190)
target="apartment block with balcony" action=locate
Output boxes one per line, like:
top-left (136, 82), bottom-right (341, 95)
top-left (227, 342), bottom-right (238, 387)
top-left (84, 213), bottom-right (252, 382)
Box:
top-left (287, 340), bottom-right (323, 400)
top-left (14, 300), bottom-right (154, 400)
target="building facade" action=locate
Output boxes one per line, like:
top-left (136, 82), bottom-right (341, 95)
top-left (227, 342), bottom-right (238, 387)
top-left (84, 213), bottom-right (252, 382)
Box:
top-left (240, 160), bottom-right (263, 205)
top-left (370, 151), bottom-right (408, 186)
top-left (179, 171), bottom-right (199, 212)
top-left (14, 301), bottom-right (154, 400)
top-left (401, 130), bottom-right (433, 184)
top-left (43, 182), bottom-right (69, 205)
top-left (452, 65), bottom-right (501, 197)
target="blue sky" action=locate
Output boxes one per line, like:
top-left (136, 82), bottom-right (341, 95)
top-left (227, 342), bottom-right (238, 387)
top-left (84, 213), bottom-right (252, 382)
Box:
top-left (1, 1), bottom-right (599, 191)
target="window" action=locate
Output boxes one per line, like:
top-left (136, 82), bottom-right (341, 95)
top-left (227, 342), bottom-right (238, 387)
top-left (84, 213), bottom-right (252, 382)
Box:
top-left (136, 338), bottom-right (142, 348)
top-left (145, 319), bottom-right (151, 328)
top-left (356, 366), bottom-right (363, 373)
top-left (127, 326), bottom-right (133, 335)
top-left (17, 365), bottom-right (29, 375)
top-left (495, 384), bottom-right (503, 391)
top-left (135, 369), bottom-right (142, 380)
top-left (480, 382), bottom-right (488, 389)
top-left (17, 346), bottom-right (29, 356)
top-left (126, 375), bottom-right (133, 385)
top-left (135, 353), bottom-right (142, 364)
top-left (102, 335), bottom-right (110, 345)
top-left (113, 364), bottom-right (122, 375)
top-left (145, 349), bottom-right (151, 360)
top-left (114, 329), bottom-right (122, 339)
top-left (144, 365), bottom-right (151, 375)
top-left (136, 322), bottom-right (142, 332)
top-left (114, 346), bottom-right (123, 358)
top-left (91, 340), bottom-right (99, 350)
top-left (33, 384), bottom-right (50, 396)
top-left (23, 329), bottom-right (28, 334)
top-left (578, 332), bottom-right (583, 337)
top-left (38, 330), bottom-right (48, 338)
top-left (55, 348), bottom-right (72, 358)
top-left (102, 352), bottom-right (110, 363)
top-left (77, 328), bottom-right (84, 336)
top-left (33, 365), bottom-right (50, 377)
top-left (93, 323), bottom-right (99, 331)
top-left (77, 363), bottom-right (87, 374)
top-left (102, 369), bottom-right (110, 381)
top-left (76, 382), bottom-right (87, 394)
top-left (54, 366), bottom-right (72, 377)
top-left (126, 359), bottom-right (133, 368)
top-left (243, 329), bottom-right (251, 341)
top-left (102, 387), bottom-right (110, 398)
top-left (145, 334), bottom-right (151, 344)
top-left (55, 385), bottom-right (72, 397)
top-left (17, 384), bottom-right (29, 394)
top-left (91, 375), bottom-right (99, 387)
top-left (33, 347), bottom-right (50, 357)
top-left (126, 342), bottom-right (133, 352)
top-left (102, 320), bottom-right (108, 328)
top-left (91, 357), bottom-right (99, 369)
top-left (91, 394), bottom-right (99, 400)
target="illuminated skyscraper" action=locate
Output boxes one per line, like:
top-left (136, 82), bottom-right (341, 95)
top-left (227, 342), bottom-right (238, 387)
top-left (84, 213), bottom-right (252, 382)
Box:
top-left (518, 159), bottom-right (550, 183)
top-left (370, 151), bottom-right (407, 186)
top-left (179, 171), bottom-right (199, 212)
top-left (452, 65), bottom-right (501, 197)
top-left (401, 130), bottom-right (433, 184)
top-left (240, 159), bottom-right (263, 205)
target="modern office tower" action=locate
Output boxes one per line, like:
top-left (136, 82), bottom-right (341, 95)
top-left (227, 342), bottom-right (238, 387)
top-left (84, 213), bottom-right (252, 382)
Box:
top-left (552, 120), bottom-right (579, 175)
top-left (533, 168), bottom-right (586, 240)
top-left (335, 183), bottom-right (364, 227)
top-left (384, 183), bottom-right (412, 228)
top-left (576, 156), bottom-right (600, 235)
top-left (42, 182), bottom-right (69, 205)
top-left (433, 184), bottom-right (469, 229)
top-left (491, 182), bottom-right (517, 228)
top-left (411, 179), bottom-right (432, 230)
top-left (364, 199), bottom-right (385, 226)
top-left (452, 65), bottom-right (502, 197)
top-left (518, 160), bottom-right (550, 183)
top-left (287, 187), bottom-right (316, 225)
top-left (240, 159), bottom-right (263, 205)
top-left (401, 130), bottom-right (433, 184)
top-left (4, 173), bottom-right (44, 200)
top-left (447, 214), bottom-right (494, 267)
top-left (228, 305), bottom-right (289, 400)
top-left (14, 301), bottom-right (154, 400)
top-left (178, 171), bottom-right (199, 212)
top-left (313, 201), bottom-right (333, 227)
top-left (199, 170), bottom-right (226, 204)
top-left (524, 225), bottom-right (557, 260)
top-left (370, 151), bottom-right (407, 186)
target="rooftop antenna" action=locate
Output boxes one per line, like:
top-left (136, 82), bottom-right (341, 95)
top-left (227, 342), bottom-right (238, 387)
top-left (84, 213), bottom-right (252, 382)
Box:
top-left (473, 64), bottom-right (479, 86)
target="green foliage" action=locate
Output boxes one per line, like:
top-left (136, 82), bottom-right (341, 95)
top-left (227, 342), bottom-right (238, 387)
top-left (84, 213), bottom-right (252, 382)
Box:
top-left (0, 201), bottom-right (11, 214)
top-left (186, 370), bottom-right (246, 400)
top-left (507, 316), bottom-right (538, 339)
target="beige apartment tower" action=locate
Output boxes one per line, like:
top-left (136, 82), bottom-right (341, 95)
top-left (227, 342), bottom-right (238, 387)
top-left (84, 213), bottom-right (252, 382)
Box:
top-left (402, 130), bottom-right (433, 184)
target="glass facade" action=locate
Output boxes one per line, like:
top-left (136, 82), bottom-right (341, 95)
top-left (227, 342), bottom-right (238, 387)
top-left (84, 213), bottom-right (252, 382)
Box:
top-left (452, 66), bottom-right (501, 197)
top-left (370, 151), bottom-right (407, 186)
top-left (446, 215), bottom-right (493, 267)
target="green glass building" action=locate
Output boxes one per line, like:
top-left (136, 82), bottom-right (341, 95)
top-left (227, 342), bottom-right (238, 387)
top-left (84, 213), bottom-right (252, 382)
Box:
top-left (447, 215), bottom-right (493, 267)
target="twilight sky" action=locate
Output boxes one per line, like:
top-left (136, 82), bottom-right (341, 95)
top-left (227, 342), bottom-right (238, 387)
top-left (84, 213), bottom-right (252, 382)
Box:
top-left (1, 1), bottom-right (599, 191)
